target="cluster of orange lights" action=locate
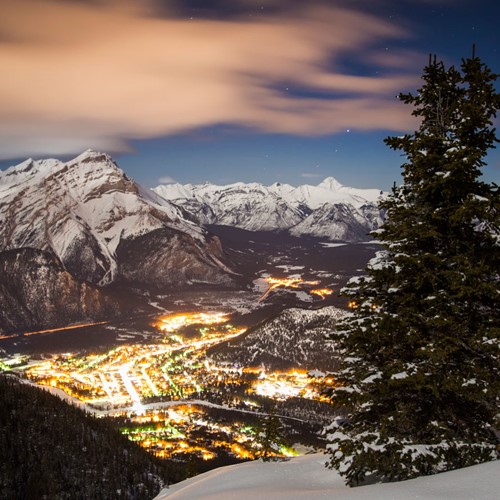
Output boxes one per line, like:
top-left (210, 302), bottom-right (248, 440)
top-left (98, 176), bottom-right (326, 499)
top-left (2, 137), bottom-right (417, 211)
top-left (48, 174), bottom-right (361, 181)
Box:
top-left (258, 277), bottom-right (304, 302)
top-left (348, 301), bottom-right (378, 310)
top-left (16, 305), bottom-right (339, 464)
top-left (310, 288), bottom-right (333, 299)
top-left (156, 312), bottom-right (229, 332)
top-left (259, 276), bottom-right (335, 302)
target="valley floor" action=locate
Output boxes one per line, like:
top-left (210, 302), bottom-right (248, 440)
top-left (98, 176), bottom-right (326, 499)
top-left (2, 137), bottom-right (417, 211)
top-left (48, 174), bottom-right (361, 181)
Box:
top-left (155, 453), bottom-right (499, 500)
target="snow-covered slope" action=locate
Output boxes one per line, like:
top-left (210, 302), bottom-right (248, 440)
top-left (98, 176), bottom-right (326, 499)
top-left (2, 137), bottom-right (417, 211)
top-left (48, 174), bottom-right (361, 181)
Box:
top-left (212, 306), bottom-right (345, 371)
top-left (154, 178), bottom-right (384, 242)
top-left (0, 150), bottom-right (234, 288)
top-left (156, 453), bottom-right (499, 500)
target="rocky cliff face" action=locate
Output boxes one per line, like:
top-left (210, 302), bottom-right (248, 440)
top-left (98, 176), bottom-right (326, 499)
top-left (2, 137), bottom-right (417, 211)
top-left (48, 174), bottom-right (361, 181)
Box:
top-left (116, 227), bottom-right (234, 288)
top-left (0, 249), bottom-right (123, 334)
top-left (154, 178), bottom-right (384, 242)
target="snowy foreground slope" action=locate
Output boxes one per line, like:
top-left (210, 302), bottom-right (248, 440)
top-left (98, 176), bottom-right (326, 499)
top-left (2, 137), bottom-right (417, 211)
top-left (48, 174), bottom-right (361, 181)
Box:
top-left (154, 178), bottom-right (385, 241)
top-left (156, 453), bottom-right (499, 500)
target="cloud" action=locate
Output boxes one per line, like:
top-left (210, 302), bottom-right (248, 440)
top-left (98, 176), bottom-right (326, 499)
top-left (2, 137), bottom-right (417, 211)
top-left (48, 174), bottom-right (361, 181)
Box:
top-left (301, 172), bottom-right (322, 179)
top-left (158, 175), bottom-right (177, 184)
top-left (0, 0), bottom-right (420, 160)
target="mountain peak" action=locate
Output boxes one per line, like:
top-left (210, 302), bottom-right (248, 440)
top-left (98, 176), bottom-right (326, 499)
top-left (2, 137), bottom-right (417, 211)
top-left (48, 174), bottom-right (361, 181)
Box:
top-left (0, 158), bottom-right (41, 187)
top-left (318, 177), bottom-right (343, 190)
top-left (15, 158), bottom-right (36, 171)
top-left (70, 149), bottom-right (116, 166)
top-left (81, 148), bottom-right (102, 156)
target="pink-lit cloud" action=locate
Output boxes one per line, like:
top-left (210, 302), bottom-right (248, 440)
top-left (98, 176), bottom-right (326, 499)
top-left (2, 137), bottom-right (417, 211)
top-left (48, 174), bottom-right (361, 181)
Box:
top-left (0, 0), bottom-right (421, 159)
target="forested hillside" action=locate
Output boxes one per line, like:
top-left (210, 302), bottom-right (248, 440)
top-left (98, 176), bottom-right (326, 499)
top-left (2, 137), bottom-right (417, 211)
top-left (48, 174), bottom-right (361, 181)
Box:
top-left (0, 375), bottom-right (185, 499)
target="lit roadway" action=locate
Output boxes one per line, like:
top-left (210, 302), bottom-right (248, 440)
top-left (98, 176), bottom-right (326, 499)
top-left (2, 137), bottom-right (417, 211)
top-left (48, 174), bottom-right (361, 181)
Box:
top-left (0, 320), bottom-right (109, 340)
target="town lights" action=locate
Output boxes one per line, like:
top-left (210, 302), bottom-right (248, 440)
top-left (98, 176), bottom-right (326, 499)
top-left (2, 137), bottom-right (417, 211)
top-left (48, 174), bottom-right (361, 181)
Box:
top-left (310, 288), bottom-right (333, 299)
top-left (259, 276), bottom-right (332, 302)
top-left (157, 312), bottom-right (229, 332)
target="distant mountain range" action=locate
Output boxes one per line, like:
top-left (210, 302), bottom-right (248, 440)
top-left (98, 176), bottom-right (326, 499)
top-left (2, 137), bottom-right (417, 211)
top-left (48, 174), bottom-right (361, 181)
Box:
top-left (154, 177), bottom-right (384, 242)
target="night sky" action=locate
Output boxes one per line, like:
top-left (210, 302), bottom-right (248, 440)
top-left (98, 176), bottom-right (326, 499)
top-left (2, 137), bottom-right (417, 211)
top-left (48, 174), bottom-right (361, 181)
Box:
top-left (1, 0), bottom-right (499, 190)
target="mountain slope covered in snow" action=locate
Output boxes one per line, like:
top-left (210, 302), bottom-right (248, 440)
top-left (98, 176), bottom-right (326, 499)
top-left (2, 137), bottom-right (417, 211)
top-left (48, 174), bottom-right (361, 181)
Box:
top-left (211, 306), bottom-right (345, 371)
top-left (0, 248), bottom-right (124, 333)
top-left (0, 150), bottom-right (234, 288)
top-left (154, 178), bottom-right (384, 242)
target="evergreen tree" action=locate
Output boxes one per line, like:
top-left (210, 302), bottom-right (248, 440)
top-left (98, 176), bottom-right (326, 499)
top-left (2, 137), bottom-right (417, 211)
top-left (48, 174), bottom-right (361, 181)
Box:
top-left (255, 412), bottom-right (286, 461)
top-left (326, 51), bottom-right (500, 486)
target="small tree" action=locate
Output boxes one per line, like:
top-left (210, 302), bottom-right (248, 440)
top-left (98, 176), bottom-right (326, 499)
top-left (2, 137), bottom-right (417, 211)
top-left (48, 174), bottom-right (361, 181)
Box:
top-left (255, 412), bottom-right (287, 461)
top-left (326, 51), bottom-right (500, 486)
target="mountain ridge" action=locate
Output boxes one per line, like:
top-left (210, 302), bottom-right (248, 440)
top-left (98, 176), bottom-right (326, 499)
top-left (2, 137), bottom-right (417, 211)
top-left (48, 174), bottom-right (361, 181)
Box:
top-left (210, 306), bottom-right (345, 372)
top-left (154, 177), bottom-right (385, 241)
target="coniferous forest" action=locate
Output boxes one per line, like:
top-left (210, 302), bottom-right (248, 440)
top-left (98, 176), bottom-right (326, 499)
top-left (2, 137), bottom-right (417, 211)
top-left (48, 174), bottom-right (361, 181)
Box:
top-left (0, 375), bottom-right (185, 499)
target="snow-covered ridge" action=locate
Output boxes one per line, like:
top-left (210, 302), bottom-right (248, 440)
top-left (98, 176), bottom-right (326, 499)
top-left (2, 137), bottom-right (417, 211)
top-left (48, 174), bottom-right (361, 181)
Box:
top-left (0, 150), bottom-right (231, 286)
top-left (155, 177), bottom-right (382, 208)
top-left (212, 306), bottom-right (345, 372)
top-left (154, 177), bottom-right (385, 241)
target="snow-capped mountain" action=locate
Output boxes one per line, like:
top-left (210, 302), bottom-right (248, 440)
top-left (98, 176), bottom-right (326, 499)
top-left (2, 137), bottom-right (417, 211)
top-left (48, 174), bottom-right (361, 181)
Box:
top-left (0, 150), bottom-right (234, 288)
top-left (154, 178), bottom-right (384, 241)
